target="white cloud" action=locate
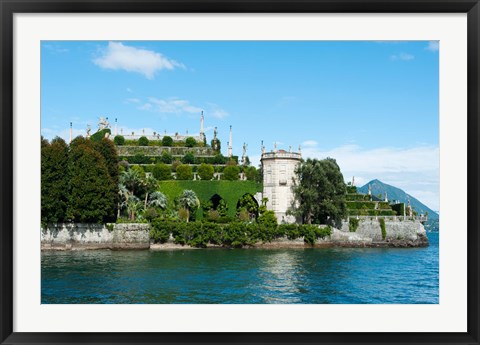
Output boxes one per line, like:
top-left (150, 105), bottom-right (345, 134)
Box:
top-left (426, 41), bottom-right (439, 52)
top-left (125, 98), bottom-right (140, 104)
top-left (138, 103), bottom-right (153, 111)
top-left (206, 103), bottom-right (229, 119)
top-left (93, 42), bottom-right (185, 79)
top-left (148, 98), bottom-right (202, 114)
top-left (301, 140), bottom-right (318, 148)
top-left (300, 144), bottom-right (439, 210)
top-left (390, 52), bottom-right (414, 61)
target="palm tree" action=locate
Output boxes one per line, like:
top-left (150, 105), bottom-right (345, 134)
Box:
top-left (120, 169), bottom-right (142, 196)
top-left (126, 195), bottom-right (143, 221)
top-left (143, 175), bottom-right (158, 209)
top-left (177, 190), bottom-right (200, 222)
top-left (148, 191), bottom-right (167, 209)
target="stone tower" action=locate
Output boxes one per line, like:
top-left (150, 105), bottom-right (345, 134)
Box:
top-left (261, 147), bottom-right (302, 223)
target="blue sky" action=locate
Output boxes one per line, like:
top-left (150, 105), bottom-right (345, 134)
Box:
top-left (41, 40), bottom-right (439, 210)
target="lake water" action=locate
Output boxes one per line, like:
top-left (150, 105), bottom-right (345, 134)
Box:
top-left (41, 232), bottom-right (438, 304)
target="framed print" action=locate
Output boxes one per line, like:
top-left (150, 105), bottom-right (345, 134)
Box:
top-left (1, 1), bottom-right (479, 344)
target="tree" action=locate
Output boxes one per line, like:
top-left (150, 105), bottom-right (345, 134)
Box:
top-left (41, 137), bottom-right (69, 224)
top-left (148, 191), bottom-right (167, 209)
top-left (177, 190), bottom-right (200, 222)
top-left (142, 175), bottom-right (158, 209)
top-left (181, 152), bottom-right (195, 164)
top-left (162, 136), bottom-right (173, 147)
top-left (138, 136), bottom-right (149, 146)
top-left (152, 163), bottom-right (172, 180)
top-left (93, 138), bottom-right (120, 221)
top-left (126, 195), bottom-right (143, 221)
top-left (291, 158), bottom-right (347, 227)
top-left (113, 135), bottom-right (125, 146)
top-left (66, 139), bottom-right (117, 223)
top-left (198, 163), bottom-right (214, 180)
top-left (223, 165), bottom-right (240, 181)
top-left (120, 168), bottom-right (142, 196)
top-left (213, 153), bottom-right (226, 164)
top-left (176, 164), bottom-right (193, 180)
top-left (245, 166), bottom-right (258, 181)
top-left (185, 137), bottom-right (197, 147)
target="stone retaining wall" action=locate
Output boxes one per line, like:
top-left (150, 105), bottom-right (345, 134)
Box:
top-left (41, 223), bottom-right (150, 250)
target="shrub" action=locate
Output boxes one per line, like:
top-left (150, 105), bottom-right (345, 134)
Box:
top-left (257, 210), bottom-right (278, 230)
top-left (182, 152), bottom-right (195, 164)
top-left (144, 207), bottom-right (159, 222)
top-left (237, 209), bottom-right (250, 222)
top-left (198, 163), bottom-right (214, 181)
top-left (176, 164), bottom-right (193, 180)
top-left (138, 136), bottom-right (149, 146)
top-left (150, 219), bottom-right (170, 243)
top-left (152, 163), bottom-right (172, 180)
top-left (349, 218), bottom-right (359, 232)
top-left (162, 136), bottom-right (173, 146)
top-left (223, 165), bottom-right (240, 181)
top-left (113, 135), bottom-right (125, 146)
top-left (185, 137), bottom-right (197, 147)
top-left (206, 209), bottom-right (220, 222)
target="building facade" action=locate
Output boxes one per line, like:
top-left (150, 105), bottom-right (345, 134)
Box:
top-left (261, 149), bottom-right (302, 223)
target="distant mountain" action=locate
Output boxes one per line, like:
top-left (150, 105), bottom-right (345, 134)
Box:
top-left (358, 179), bottom-right (439, 220)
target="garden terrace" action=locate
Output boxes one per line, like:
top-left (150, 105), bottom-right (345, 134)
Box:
top-left (158, 180), bottom-right (262, 219)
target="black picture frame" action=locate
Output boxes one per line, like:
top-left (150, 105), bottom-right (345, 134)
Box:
top-left (1, 1), bottom-right (479, 344)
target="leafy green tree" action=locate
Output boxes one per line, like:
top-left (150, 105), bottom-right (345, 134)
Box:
top-left (138, 136), bottom-right (149, 146)
top-left (245, 166), bottom-right (258, 181)
top-left (185, 137), bottom-right (197, 147)
top-left (41, 137), bottom-right (69, 224)
top-left (213, 153), bottom-right (226, 164)
top-left (162, 136), bottom-right (173, 146)
top-left (66, 139), bottom-right (117, 223)
top-left (176, 164), bottom-right (193, 180)
top-left (152, 163), bottom-right (172, 180)
top-left (177, 190), bottom-right (200, 222)
top-left (198, 163), bottom-right (214, 180)
top-left (113, 135), bottom-right (125, 146)
top-left (291, 158), bottom-right (347, 227)
top-left (223, 165), bottom-right (240, 181)
top-left (93, 137), bottom-right (120, 188)
top-left (181, 152), bottom-right (195, 164)
top-left (160, 150), bottom-right (173, 164)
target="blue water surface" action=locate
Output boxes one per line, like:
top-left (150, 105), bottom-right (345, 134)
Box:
top-left (41, 232), bottom-right (439, 304)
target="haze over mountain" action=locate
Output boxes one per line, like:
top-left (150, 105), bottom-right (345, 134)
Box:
top-left (358, 179), bottom-right (439, 220)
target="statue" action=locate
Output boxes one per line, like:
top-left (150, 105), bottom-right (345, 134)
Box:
top-left (242, 142), bottom-right (247, 158)
top-left (98, 117), bottom-right (110, 131)
top-left (213, 127), bottom-right (217, 140)
top-left (86, 125), bottom-right (91, 138)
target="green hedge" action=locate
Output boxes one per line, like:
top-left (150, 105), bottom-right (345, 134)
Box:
top-left (149, 220), bottom-right (332, 248)
top-left (345, 194), bottom-right (371, 201)
top-left (158, 180), bottom-right (262, 219)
